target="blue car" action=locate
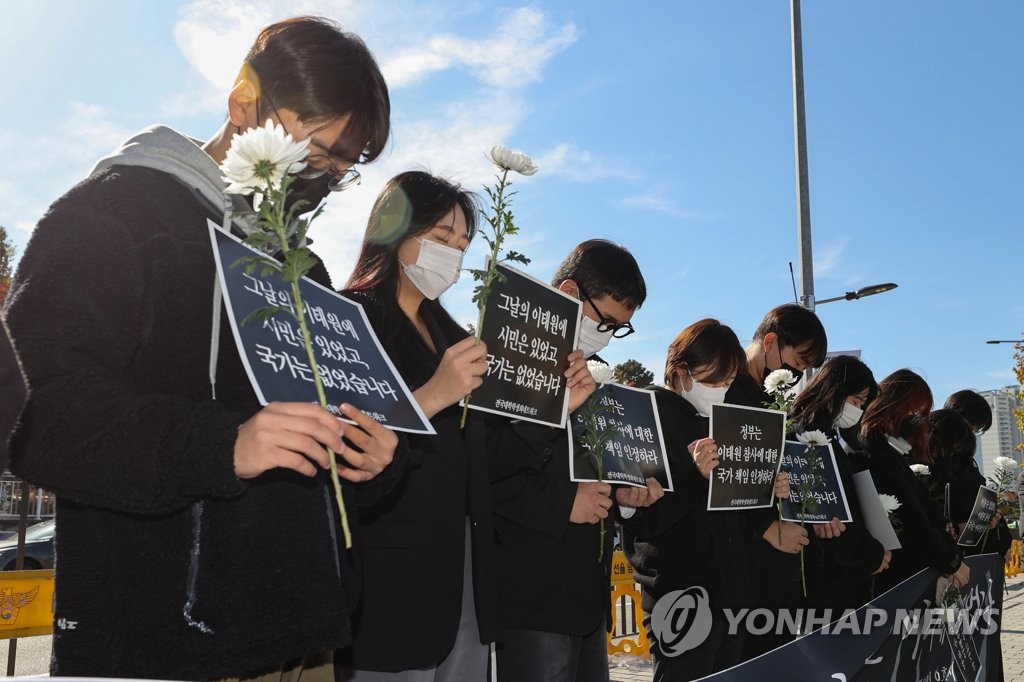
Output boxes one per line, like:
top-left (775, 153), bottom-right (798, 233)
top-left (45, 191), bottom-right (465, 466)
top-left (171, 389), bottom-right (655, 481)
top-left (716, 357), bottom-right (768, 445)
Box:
top-left (0, 519), bottom-right (55, 571)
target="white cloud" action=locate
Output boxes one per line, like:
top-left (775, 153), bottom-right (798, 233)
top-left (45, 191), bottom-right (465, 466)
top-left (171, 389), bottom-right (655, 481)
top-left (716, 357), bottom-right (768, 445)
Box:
top-left (619, 193), bottom-right (718, 221)
top-left (536, 143), bottom-right (635, 183)
top-left (381, 7), bottom-right (578, 89)
top-left (813, 238), bottom-right (846, 278)
top-left (167, 0), bottom-right (362, 115)
top-left (0, 102), bottom-right (133, 244)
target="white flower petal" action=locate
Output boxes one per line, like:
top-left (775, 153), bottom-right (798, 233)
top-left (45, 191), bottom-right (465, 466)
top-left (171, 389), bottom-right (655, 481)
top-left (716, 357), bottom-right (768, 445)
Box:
top-left (796, 430), bottom-right (830, 447)
top-left (219, 119), bottom-right (310, 196)
top-left (487, 144), bottom-right (539, 176)
top-left (878, 493), bottom-right (902, 514)
top-left (764, 369), bottom-right (797, 394)
top-left (587, 360), bottom-right (615, 386)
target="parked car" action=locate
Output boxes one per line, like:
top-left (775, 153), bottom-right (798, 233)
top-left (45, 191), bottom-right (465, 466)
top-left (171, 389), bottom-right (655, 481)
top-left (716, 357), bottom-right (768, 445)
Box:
top-left (0, 519), bottom-right (55, 570)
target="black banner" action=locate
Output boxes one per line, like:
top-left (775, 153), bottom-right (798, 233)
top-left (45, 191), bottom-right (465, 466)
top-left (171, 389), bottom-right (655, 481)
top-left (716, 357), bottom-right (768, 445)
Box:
top-left (697, 554), bottom-right (1004, 681)
top-left (707, 403), bottom-right (786, 510)
top-left (568, 383), bottom-right (673, 491)
top-left (779, 441), bottom-right (852, 524)
top-left (465, 263), bottom-right (580, 427)
top-left (209, 223), bottom-right (433, 434)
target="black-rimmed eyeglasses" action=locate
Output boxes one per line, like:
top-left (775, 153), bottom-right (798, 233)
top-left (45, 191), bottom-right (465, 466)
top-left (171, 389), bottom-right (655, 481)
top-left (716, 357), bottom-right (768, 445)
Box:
top-left (261, 97), bottom-right (361, 192)
top-left (578, 284), bottom-right (635, 338)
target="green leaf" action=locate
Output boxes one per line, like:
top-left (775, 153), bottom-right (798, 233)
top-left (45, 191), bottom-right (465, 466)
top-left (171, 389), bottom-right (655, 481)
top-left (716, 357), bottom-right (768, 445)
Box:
top-left (241, 305), bottom-right (284, 326)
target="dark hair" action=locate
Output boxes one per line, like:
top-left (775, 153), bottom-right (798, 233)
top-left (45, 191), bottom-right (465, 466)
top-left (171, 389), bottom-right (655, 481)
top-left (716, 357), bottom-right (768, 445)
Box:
top-left (860, 369), bottom-right (933, 459)
top-left (790, 355), bottom-right (878, 432)
top-left (927, 409), bottom-right (976, 468)
top-left (245, 16), bottom-right (391, 163)
top-left (344, 171), bottom-right (479, 384)
top-left (664, 319), bottom-right (747, 387)
top-left (550, 239), bottom-right (646, 310)
top-left (752, 304), bottom-right (828, 368)
top-left (943, 390), bottom-right (992, 433)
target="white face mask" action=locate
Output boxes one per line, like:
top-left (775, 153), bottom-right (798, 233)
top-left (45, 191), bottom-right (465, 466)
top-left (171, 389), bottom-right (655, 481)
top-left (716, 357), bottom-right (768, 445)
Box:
top-left (679, 371), bottom-right (729, 418)
top-left (401, 238), bottom-right (464, 300)
top-left (578, 314), bottom-right (615, 359)
top-left (834, 401), bottom-right (864, 429)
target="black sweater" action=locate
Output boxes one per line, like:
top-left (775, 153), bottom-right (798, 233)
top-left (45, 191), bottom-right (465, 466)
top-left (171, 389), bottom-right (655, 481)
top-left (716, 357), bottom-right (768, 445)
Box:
top-left (6, 165), bottom-right (404, 679)
top-left (622, 388), bottom-right (754, 612)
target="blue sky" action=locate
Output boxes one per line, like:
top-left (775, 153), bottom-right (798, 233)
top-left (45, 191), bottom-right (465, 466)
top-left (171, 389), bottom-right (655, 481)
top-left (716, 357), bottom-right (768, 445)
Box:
top-left (2, 0), bottom-right (1021, 403)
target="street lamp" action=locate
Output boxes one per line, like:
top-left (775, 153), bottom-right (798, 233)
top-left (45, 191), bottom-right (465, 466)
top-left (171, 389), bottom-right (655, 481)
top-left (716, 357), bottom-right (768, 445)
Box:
top-left (816, 283), bottom-right (899, 306)
top-left (986, 339), bottom-right (1023, 345)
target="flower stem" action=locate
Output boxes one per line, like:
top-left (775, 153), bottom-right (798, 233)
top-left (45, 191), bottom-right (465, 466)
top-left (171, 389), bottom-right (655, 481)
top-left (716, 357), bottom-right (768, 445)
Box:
top-left (271, 187), bottom-right (351, 550)
top-left (800, 518), bottom-right (807, 597)
top-left (459, 169), bottom-right (510, 429)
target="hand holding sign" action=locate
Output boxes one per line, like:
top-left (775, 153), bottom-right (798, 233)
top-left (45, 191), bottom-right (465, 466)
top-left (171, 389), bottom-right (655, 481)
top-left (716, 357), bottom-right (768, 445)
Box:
top-left (689, 437), bottom-right (720, 480)
top-left (334, 403), bottom-right (400, 483)
top-left (235, 402), bottom-right (347, 478)
top-left (615, 478), bottom-right (666, 508)
top-left (565, 350), bottom-right (597, 412)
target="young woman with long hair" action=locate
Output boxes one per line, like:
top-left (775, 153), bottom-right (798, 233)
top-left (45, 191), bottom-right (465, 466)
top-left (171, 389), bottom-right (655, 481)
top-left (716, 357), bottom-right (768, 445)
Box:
top-left (336, 170), bottom-right (594, 681)
top-left (861, 369), bottom-right (968, 595)
top-left (787, 355), bottom-right (890, 616)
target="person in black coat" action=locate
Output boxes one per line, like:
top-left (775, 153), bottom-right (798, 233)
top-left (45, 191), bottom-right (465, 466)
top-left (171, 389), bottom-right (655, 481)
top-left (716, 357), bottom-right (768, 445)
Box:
top-left (924, 409), bottom-right (1012, 560)
top-left (622, 319), bottom-right (791, 682)
top-left (730, 304), bottom-right (826, 661)
top-left (5, 18), bottom-right (399, 680)
top-left (861, 370), bottom-right (969, 595)
top-left (335, 172), bottom-right (598, 681)
top-left (488, 239), bottom-right (662, 682)
top-left (786, 355), bottom-right (891, 618)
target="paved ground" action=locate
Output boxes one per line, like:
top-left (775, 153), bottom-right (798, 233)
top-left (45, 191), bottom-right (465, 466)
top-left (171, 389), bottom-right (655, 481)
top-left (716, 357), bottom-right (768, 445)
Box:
top-left (610, 572), bottom-right (1024, 682)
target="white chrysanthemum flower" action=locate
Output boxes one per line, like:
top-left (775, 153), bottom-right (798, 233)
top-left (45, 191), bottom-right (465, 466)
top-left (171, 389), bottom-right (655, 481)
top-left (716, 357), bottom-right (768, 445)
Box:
top-left (220, 118), bottom-right (310, 198)
top-left (763, 369), bottom-right (797, 394)
top-left (878, 493), bottom-right (902, 514)
top-left (587, 360), bottom-right (614, 386)
top-left (994, 456), bottom-right (1020, 470)
top-left (487, 144), bottom-right (538, 176)
top-left (796, 430), bottom-right (830, 447)
top-left (910, 464), bottom-right (931, 476)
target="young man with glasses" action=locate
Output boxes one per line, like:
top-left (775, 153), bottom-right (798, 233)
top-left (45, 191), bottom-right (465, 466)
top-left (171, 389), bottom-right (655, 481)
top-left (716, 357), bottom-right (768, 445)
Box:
top-left (488, 239), bottom-right (663, 682)
top-left (5, 17), bottom-right (400, 681)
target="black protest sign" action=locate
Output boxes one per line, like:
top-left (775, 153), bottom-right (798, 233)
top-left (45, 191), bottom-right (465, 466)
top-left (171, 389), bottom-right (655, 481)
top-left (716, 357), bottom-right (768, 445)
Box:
top-left (697, 554), bottom-right (1004, 682)
top-left (568, 383), bottom-right (673, 491)
top-left (209, 223), bottom-right (434, 434)
top-left (957, 485), bottom-right (998, 547)
top-left (707, 403), bottom-right (786, 510)
top-left (779, 440), bottom-right (852, 524)
top-left (465, 263), bottom-right (580, 427)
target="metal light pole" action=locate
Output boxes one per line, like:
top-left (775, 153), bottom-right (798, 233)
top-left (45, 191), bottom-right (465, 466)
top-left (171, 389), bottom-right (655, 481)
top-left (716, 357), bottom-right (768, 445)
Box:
top-left (791, 0), bottom-right (814, 312)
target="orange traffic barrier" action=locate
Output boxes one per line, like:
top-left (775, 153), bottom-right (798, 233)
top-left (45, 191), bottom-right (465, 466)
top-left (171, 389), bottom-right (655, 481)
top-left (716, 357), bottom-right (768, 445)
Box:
top-left (1006, 539), bottom-right (1022, 578)
top-left (607, 550), bottom-right (650, 658)
top-left (0, 569), bottom-right (54, 639)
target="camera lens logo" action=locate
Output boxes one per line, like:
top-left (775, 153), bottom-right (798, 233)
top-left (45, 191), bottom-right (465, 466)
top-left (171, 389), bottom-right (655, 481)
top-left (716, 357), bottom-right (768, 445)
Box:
top-left (650, 586), bottom-right (713, 657)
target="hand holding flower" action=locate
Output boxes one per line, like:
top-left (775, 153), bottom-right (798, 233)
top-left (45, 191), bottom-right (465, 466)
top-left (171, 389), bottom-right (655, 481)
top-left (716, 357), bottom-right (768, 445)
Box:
top-left (415, 337), bottom-right (488, 419)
